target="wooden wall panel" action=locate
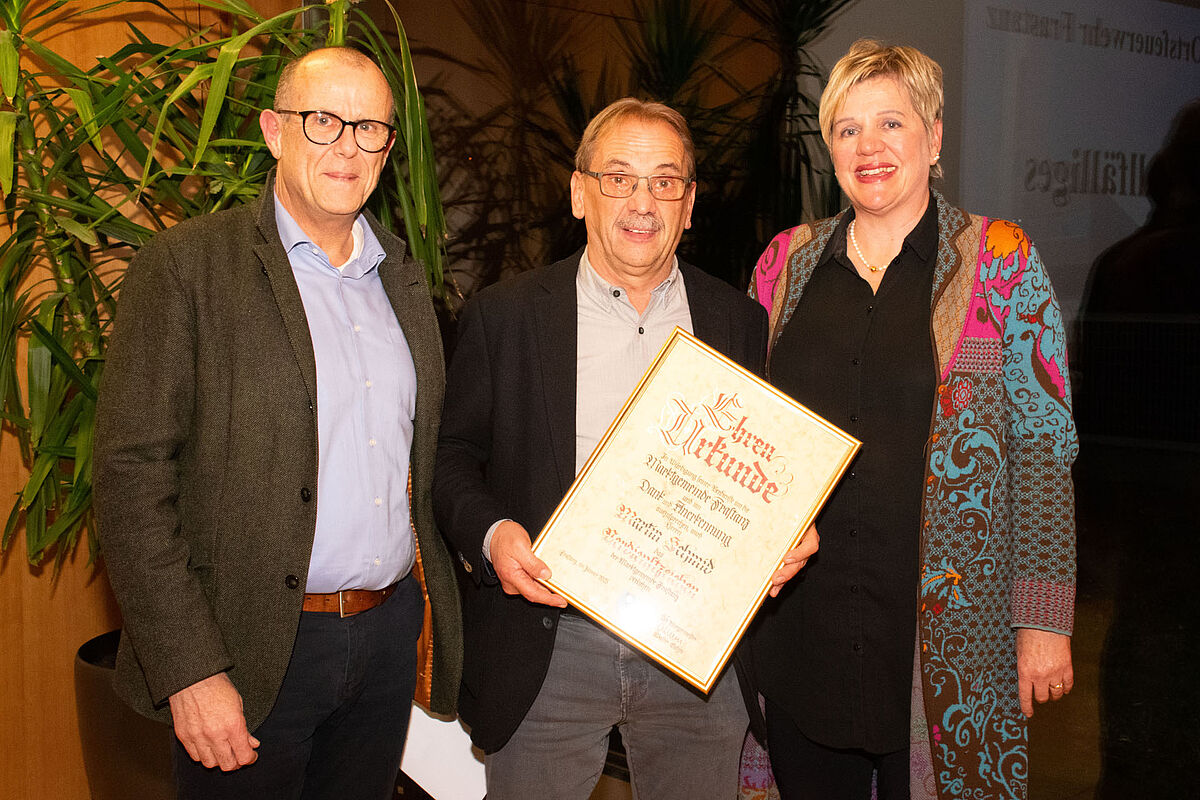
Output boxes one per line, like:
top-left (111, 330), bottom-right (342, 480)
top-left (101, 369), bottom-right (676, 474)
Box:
top-left (0, 3), bottom-right (293, 799)
top-left (0, 552), bottom-right (123, 800)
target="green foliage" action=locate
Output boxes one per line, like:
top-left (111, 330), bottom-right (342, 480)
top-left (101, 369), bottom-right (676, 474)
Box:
top-left (0, 0), bottom-right (446, 570)
top-left (420, 0), bottom-right (589, 284)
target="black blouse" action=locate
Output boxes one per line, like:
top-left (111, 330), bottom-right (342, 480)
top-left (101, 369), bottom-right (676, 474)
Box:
top-left (751, 197), bottom-right (939, 753)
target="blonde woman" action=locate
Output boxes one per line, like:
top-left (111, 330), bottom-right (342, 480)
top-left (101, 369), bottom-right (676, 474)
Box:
top-left (747, 39), bottom-right (1077, 800)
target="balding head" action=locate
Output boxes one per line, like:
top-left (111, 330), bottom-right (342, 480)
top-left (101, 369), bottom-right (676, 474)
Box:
top-left (260, 46), bottom-right (397, 253)
top-left (275, 47), bottom-right (394, 120)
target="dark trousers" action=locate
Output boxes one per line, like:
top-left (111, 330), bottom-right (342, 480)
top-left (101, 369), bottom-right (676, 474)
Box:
top-left (765, 697), bottom-right (909, 800)
top-left (173, 574), bottom-right (424, 800)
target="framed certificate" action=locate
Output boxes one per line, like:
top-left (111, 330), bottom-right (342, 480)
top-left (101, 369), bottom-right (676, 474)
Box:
top-left (531, 328), bottom-right (860, 692)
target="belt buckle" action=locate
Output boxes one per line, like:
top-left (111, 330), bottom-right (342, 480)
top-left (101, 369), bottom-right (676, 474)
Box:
top-left (338, 590), bottom-right (348, 619)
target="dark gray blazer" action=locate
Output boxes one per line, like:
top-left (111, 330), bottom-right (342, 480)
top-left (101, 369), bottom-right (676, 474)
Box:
top-left (94, 178), bottom-right (462, 727)
top-left (433, 252), bottom-right (769, 753)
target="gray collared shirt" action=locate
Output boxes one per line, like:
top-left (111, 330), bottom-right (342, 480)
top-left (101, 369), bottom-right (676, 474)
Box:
top-left (574, 247), bottom-right (693, 473)
top-left (482, 248), bottom-right (693, 561)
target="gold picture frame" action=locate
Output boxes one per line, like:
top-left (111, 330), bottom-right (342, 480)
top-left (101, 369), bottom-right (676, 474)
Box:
top-left (531, 328), bottom-right (860, 691)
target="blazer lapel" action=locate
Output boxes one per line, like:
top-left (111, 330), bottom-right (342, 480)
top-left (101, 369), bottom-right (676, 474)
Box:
top-left (534, 256), bottom-right (580, 497)
top-left (253, 188), bottom-right (318, 406)
top-left (681, 261), bottom-right (730, 356)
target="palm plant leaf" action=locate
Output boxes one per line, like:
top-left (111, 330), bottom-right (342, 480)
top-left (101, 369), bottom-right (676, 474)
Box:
top-left (345, 2), bottom-right (448, 290)
top-left (0, 0), bottom-right (448, 568)
top-left (617, 0), bottom-right (740, 104)
top-left (0, 109), bottom-right (14, 196)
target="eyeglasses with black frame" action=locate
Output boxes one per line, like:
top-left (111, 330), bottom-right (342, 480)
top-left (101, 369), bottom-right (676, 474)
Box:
top-left (275, 109), bottom-right (396, 153)
top-left (580, 170), bottom-right (694, 201)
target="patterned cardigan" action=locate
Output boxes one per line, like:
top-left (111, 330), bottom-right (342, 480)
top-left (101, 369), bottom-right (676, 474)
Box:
top-left (748, 190), bottom-right (1078, 799)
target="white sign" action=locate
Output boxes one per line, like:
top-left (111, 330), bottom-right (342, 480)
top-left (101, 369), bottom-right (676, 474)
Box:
top-left (401, 703), bottom-right (486, 799)
top-left (960, 0), bottom-right (1200, 320)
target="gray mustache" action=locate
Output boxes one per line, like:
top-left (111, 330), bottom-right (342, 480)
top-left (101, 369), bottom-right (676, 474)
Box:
top-left (616, 214), bottom-right (663, 232)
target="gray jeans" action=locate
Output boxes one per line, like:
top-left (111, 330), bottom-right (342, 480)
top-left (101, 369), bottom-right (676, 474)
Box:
top-left (485, 614), bottom-right (749, 800)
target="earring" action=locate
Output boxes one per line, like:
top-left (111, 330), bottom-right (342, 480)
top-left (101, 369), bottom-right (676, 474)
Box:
top-left (931, 153), bottom-right (940, 163)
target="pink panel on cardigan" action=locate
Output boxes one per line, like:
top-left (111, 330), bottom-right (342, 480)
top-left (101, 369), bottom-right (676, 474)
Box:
top-left (753, 228), bottom-right (798, 311)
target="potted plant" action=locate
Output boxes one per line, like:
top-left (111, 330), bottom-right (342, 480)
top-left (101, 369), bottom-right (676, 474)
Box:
top-left (0, 0), bottom-right (445, 568)
top-left (0, 2), bottom-right (445, 795)
top-left (422, 0), bottom-right (853, 295)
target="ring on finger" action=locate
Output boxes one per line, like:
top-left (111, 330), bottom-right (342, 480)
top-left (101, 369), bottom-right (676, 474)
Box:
top-left (1049, 682), bottom-right (1065, 691)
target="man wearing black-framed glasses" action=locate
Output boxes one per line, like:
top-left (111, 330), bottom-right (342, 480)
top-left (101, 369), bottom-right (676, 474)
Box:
top-left (95, 47), bottom-right (461, 800)
top-left (435, 98), bottom-right (816, 799)
top-left (272, 109), bottom-right (396, 154)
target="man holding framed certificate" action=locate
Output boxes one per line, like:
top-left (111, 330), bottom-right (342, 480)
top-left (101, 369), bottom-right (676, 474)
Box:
top-left (434, 98), bottom-right (820, 799)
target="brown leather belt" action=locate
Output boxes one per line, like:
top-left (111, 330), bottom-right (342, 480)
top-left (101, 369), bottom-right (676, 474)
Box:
top-left (302, 583), bottom-right (397, 617)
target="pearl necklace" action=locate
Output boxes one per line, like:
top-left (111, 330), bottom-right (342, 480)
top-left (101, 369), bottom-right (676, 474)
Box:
top-left (848, 220), bottom-right (887, 272)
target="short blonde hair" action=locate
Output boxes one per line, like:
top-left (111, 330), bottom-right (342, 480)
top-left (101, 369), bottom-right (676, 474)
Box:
top-left (819, 39), bottom-right (944, 179)
top-left (575, 98), bottom-right (695, 177)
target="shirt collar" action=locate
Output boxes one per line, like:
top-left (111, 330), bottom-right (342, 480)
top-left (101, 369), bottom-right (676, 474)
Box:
top-left (907, 191), bottom-right (939, 261)
top-left (825, 189), bottom-right (940, 268)
top-left (273, 194), bottom-right (387, 278)
top-left (577, 247), bottom-right (681, 308)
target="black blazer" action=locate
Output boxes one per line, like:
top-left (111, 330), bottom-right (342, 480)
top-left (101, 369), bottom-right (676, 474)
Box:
top-left (434, 251), bottom-right (768, 753)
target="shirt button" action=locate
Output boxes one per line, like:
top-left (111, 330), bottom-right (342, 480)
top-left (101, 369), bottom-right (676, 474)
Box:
top-left (374, 557), bottom-right (381, 565)
top-left (850, 414), bottom-right (859, 423)
top-left (369, 438), bottom-right (377, 447)
top-left (300, 487), bottom-right (312, 502)
top-left (612, 289), bottom-right (621, 298)
top-left (542, 616), bottom-right (554, 630)
top-left (365, 379), bottom-right (373, 388)
top-left (851, 358), bottom-right (861, 366)
top-left (849, 528), bottom-right (858, 537)
top-left (638, 326), bottom-right (644, 334)
top-left (850, 584), bottom-right (859, 593)
top-left (374, 497), bottom-right (382, 507)
top-left (853, 642), bottom-right (863, 652)
top-left (867, 305), bottom-right (874, 313)
top-left (353, 324), bottom-right (361, 332)
top-left (849, 471), bottom-right (856, 479)
top-left (285, 574), bottom-right (300, 589)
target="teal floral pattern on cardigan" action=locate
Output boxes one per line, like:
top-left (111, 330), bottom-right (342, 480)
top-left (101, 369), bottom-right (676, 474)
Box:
top-left (748, 191), bottom-right (1077, 800)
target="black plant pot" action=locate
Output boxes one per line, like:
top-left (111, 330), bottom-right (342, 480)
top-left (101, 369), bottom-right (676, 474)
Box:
top-left (75, 630), bottom-right (173, 800)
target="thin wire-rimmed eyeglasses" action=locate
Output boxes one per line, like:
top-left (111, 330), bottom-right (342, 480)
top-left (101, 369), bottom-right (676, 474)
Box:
top-left (581, 170), bottom-right (694, 201)
top-left (275, 109), bottom-right (396, 153)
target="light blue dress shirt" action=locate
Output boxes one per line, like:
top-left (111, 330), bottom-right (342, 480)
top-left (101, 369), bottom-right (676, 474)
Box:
top-left (274, 197), bottom-right (417, 593)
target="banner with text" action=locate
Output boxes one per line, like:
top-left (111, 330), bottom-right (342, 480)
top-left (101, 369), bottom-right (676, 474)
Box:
top-left (961, 0), bottom-right (1200, 321)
